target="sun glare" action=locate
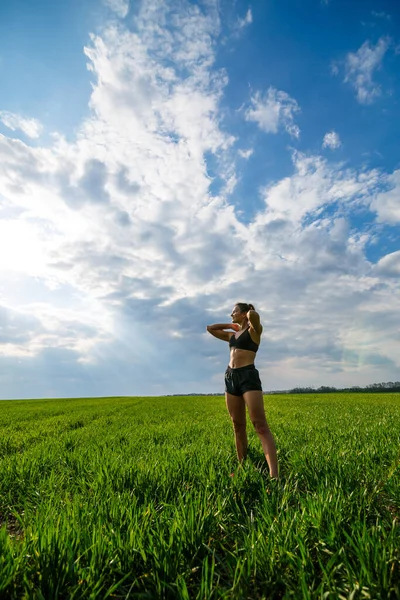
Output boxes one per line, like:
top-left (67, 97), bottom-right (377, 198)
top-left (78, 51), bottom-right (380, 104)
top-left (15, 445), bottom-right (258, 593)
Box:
top-left (0, 220), bottom-right (46, 276)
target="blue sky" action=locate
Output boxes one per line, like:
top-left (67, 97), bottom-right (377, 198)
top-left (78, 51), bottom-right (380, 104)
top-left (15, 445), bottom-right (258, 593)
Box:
top-left (0, 0), bottom-right (399, 398)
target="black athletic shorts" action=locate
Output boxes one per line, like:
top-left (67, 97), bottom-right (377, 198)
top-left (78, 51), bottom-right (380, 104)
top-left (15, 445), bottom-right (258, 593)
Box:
top-left (224, 364), bottom-right (263, 396)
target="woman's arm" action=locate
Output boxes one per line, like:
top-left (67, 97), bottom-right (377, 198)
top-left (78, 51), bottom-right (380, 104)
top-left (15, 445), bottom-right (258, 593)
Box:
top-left (207, 323), bottom-right (234, 331)
top-left (206, 323), bottom-right (237, 342)
top-left (247, 310), bottom-right (263, 335)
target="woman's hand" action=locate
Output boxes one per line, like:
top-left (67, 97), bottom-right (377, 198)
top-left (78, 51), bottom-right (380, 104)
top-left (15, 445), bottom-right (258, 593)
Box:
top-left (231, 323), bottom-right (240, 332)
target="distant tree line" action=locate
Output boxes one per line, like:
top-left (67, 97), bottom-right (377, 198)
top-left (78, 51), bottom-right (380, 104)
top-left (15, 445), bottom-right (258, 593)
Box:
top-left (165, 382), bottom-right (400, 396)
top-left (287, 382), bottom-right (400, 394)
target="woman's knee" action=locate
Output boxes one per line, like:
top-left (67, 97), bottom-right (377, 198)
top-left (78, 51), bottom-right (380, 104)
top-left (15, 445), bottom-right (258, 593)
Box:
top-left (252, 418), bottom-right (269, 435)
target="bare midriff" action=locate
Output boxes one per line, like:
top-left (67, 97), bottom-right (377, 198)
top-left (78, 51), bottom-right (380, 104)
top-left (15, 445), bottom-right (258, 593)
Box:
top-left (229, 347), bottom-right (256, 369)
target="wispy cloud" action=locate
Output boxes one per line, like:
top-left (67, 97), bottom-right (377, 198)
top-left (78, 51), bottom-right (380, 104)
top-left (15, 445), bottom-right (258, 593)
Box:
top-left (371, 11), bottom-right (391, 20)
top-left (245, 87), bottom-right (301, 138)
top-left (330, 61), bottom-right (339, 76)
top-left (238, 148), bottom-right (253, 159)
top-left (344, 37), bottom-right (390, 104)
top-left (322, 131), bottom-right (341, 149)
top-left (256, 151), bottom-right (380, 224)
top-left (103, 0), bottom-right (129, 18)
top-left (0, 110), bottom-right (42, 138)
top-left (224, 6), bottom-right (252, 43)
top-left (237, 8), bottom-right (252, 30)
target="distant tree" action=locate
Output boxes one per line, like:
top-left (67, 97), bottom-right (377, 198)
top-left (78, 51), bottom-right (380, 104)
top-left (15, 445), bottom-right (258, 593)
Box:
top-left (286, 381), bottom-right (400, 394)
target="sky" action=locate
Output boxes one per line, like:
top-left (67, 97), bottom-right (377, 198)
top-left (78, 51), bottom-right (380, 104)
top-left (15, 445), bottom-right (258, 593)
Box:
top-left (0, 0), bottom-right (399, 398)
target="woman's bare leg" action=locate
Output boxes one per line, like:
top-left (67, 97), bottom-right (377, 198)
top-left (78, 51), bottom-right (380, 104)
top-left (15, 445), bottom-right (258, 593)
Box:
top-left (243, 390), bottom-right (278, 478)
top-left (225, 392), bottom-right (247, 463)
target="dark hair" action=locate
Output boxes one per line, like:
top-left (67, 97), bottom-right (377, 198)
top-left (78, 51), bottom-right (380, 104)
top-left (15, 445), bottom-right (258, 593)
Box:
top-left (236, 302), bottom-right (255, 313)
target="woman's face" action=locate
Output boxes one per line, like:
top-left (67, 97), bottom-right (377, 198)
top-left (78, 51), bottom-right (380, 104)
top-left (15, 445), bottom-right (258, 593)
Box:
top-left (230, 305), bottom-right (245, 323)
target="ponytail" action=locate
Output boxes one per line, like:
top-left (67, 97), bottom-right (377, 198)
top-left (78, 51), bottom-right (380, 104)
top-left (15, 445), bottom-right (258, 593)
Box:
top-left (236, 302), bottom-right (255, 313)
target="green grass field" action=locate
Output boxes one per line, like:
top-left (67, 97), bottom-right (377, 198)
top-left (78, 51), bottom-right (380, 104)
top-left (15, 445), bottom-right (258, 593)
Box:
top-left (0, 393), bottom-right (399, 599)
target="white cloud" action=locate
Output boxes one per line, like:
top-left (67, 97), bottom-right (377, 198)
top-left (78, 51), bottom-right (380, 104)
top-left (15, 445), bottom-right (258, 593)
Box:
top-left (322, 131), bottom-right (341, 149)
top-left (103, 0), bottom-right (129, 18)
top-left (0, 110), bottom-right (42, 138)
top-left (0, 0), bottom-right (237, 339)
top-left (238, 148), bottom-right (253, 159)
top-left (227, 7), bottom-right (252, 40)
top-left (344, 37), bottom-right (390, 104)
top-left (245, 87), bottom-right (301, 138)
top-left (331, 62), bottom-right (339, 76)
top-left (250, 151), bottom-right (381, 226)
top-left (237, 8), bottom-right (252, 29)
top-left (373, 250), bottom-right (400, 277)
top-left (370, 169), bottom-right (400, 224)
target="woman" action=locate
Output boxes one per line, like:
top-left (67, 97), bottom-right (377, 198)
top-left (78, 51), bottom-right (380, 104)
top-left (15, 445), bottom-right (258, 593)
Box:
top-left (206, 303), bottom-right (278, 479)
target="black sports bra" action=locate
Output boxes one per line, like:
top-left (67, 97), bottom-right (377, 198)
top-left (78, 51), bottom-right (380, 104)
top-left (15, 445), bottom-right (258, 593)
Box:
top-left (229, 327), bottom-right (259, 353)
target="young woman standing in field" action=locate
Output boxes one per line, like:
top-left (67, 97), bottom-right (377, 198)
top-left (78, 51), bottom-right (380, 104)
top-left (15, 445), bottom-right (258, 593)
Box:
top-left (207, 303), bottom-right (278, 479)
